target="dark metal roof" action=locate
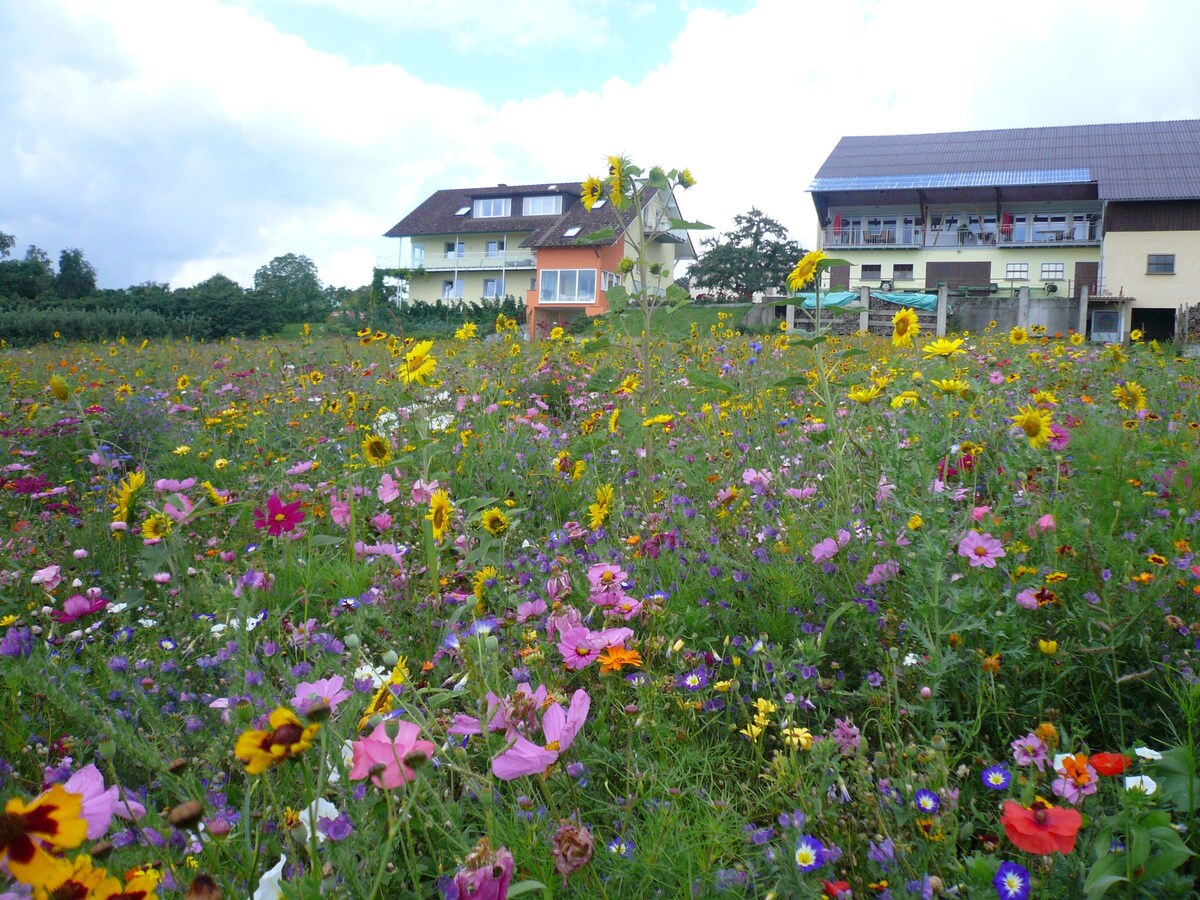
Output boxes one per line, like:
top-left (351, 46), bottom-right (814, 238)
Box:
top-left (811, 120), bottom-right (1200, 201)
top-left (383, 182), bottom-right (580, 238)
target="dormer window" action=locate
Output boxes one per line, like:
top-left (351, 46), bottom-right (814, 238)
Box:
top-left (473, 198), bottom-right (511, 218)
top-left (522, 195), bottom-right (563, 216)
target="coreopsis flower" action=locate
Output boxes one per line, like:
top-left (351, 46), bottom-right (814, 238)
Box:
top-left (361, 432), bottom-right (392, 467)
top-left (234, 707), bottom-right (320, 775)
top-left (921, 337), bottom-right (966, 358)
top-left (480, 507), bottom-right (509, 536)
top-left (254, 493), bottom-right (305, 537)
top-left (1010, 404), bottom-right (1054, 449)
top-left (891, 308), bottom-right (920, 347)
top-left (580, 176), bottom-right (605, 211)
top-left (1000, 798), bottom-right (1082, 854)
top-left (35, 853), bottom-right (120, 898)
top-left (401, 339), bottom-right (437, 385)
top-left (0, 784), bottom-right (88, 887)
top-left (786, 250), bottom-right (827, 292)
top-left (427, 489), bottom-right (454, 543)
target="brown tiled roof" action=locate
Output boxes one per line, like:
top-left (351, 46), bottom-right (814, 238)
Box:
top-left (522, 188), bottom-right (661, 249)
top-left (383, 182), bottom-right (580, 238)
top-left (811, 120), bottom-right (1200, 201)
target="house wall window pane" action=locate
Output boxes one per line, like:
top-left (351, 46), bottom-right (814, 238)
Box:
top-left (1006, 263), bottom-right (1029, 280)
top-left (601, 271), bottom-right (621, 291)
top-left (442, 279), bottom-right (463, 299)
top-left (861, 264), bottom-right (882, 281)
top-left (473, 198), bottom-right (511, 218)
top-left (539, 269), bottom-right (599, 302)
top-left (444, 241), bottom-right (464, 258)
top-left (540, 271), bottom-right (558, 302)
top-left (486, 239), bottom-right (505, 257)
top-left (1041, 263), bottom-right (1065, 280)
top-left (522, 196), bottom-right (563, 216)
top-left (483, 278), bottom-right (504, 298)
top-left (893, 264), bottom-right (914, 281)
top-left (577, 269), bottom-right (596, 302)
top-left (1147, 254), bottom-right (1175, 274)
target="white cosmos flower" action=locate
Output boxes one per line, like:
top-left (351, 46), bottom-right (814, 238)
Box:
top-left (1133, 746), bottom-right (1163, 761)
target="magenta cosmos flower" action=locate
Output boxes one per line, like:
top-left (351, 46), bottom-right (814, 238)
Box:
top-left (349, 720), bottom-right (435, 789)
top-left (254, 493), bottom-right (305, 537)
top-left (957, 530), bottom-right (1006, 568)
top-left (50, 593), bottom-right (109, 624)
top-left (492, 689), bottom-right (590, 781)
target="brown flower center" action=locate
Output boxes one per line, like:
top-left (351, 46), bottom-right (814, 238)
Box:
top-left (271, 724), bottom-right (304, 747)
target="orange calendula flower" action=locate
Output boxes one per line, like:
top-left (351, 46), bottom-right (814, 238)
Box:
top-left (234, 707), bottom-right (320, 775)
top-left (0, 784), bottom-right (88, 887)
top-left (599, 646), bottom-right (643, 674)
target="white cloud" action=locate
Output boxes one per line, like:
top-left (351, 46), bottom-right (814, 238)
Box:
top-left (2, 0), bottom-right (1198, 292)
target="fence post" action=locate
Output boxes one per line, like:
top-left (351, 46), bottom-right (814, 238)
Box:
top-left (859, 286), bottom-right (870, 334)
top-left (1017, 286), bottom-right (1030, 330)
top-left (1077, 285), bottom-right (1089, 337)
top-left (936, 286), bottom-right (948, 337)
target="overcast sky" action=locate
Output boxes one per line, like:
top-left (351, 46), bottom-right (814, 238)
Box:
top-left (2, 0), bottom-right (1199, 290)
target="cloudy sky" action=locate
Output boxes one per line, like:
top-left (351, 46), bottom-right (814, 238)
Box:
top-left (2, 0), bottom-right (1199, 290)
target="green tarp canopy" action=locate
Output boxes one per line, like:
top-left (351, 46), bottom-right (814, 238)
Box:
top-left (788, 291), bottom-right (938, 311)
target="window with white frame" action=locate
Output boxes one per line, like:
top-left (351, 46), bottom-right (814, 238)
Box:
top-left (442, 279), bottom-right (464, 300)
top-left (485, 239), bottom-right (505, 257)
top-left (482, 278), bottom-right (505, 298)
top-left (1147, 254), bottom-right (1175, 274)
top-left (522, 195), bottom-right (563, 216)
top-left (444, 241), bottom-right (464, 258)
top-left (473, 198), bottom-right (511, 218)
top-left (539, 269), bottom-right (597, 303)
top-left (1006, 262), bottom-right (1029, 280)
top-left (601, 271), bottom-right (622, 291)
top-left (1041, 262), bottom-right (1065, 280)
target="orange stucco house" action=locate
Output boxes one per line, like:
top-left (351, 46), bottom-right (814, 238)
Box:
top-left (384, 181), bottom-right (695, 337)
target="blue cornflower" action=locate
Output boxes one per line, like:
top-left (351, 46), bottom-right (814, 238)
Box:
top-left (981, 764), bottom-right (1012, 791)
top-left (793, 834), bottom-right (824, 872)
top-left (913, 789), bottom-right (940, 814)
top-left (993, 860), bottom-right (1031, 900)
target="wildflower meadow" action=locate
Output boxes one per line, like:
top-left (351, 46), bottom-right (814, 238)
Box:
top-left (2, 284), bottom-right (1200, 898)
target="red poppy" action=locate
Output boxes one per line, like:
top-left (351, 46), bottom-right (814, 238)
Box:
top-left (1000, 798), bottom-right (1082, 855)
top-left (823, 880), bottom-right (852, 898)
top-left (1090, 752), bottom-right (1132, 776)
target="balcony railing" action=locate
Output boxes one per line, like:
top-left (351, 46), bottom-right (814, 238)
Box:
top-left (419, 249), bottom-right (536, 272)
top-left (821, 220), bottom-right (1101, 249)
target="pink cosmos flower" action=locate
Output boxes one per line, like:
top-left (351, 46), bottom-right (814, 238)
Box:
top-left (865, 561), bottom-right (899, 587)
top-left (51, 594), bottom-right (109, 624)
top-left (448, 684), bottom-right (550, 739)
top-left (330, 494), bottom-right (351, 527)
top-left (411, 478), bottom-right (439, 505)
top-left (516, 599), bottom-right (547, 623)
top-left (989, 370), bottom-right (1005, 385)
top-left (1016, 589), bottom-right (1040, 610)
top-left (558, 626), bottom-right (603, 670)
top-left (31, 565), bottom-right (62, 592)
top-left (349, 720), bottom-right (435, 789)
top-left (370, 513), bottom-right (392, 531)
top-left (291, 675), bottom-right (352, 715)
top-left (742, 468), bottom-right (773, 495)
top-left (492, 689), bottom-right (590, 781)
top-left (253, 494), bottom-right (305, 537)
top-left (164, 494), bottom-right (195, 522)
top-left (971, 505), bottom-right (991, 522)
top-left (546, 570), bottom-right (571, 603)
top-left (1027, 514), bottom-right (1057, 540)
top-left (957, 530), bottom-right (1006, 568)
top-left (785, 486), bottom-right (816, 501)
top-left (377, 472), bottom-right (401, 504)
top-left (62, 764), bottom-right (146, 839)
top-left (811, 531), bottom-right (850, 563)
top-left (586, 564), bottom-right (627, 594)
top-left (1011, 733), bottom-right (1049, 771)
top-left (1048, 424), bottom-right (1070, 451)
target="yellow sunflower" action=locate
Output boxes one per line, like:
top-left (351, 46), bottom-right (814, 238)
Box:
top-left (891, 308), bottom-right (920, 348)
top-left (786, 250), bottom-right (828, 292)
top-left (402, 340), bottom-right (437, 385)
top-left (480, 507), bottom-right (510, 537)
top-left (930, 378), bottom-right (971, 398)
top-left (427, 490), bottom-right (454, 543)
top-left (454, 322), bottom-right (478, 341)
top-left (1111, 381), bottom-right (1147, 411)
top-left (607, 155), bottom-right (628, 208)
top-left (921, 337), bottom-right (967, 359)
top-left (139, 513), bottom-right (172, 542)
top-left (361, 433), bottom-right (393, 467)
top-left (113, 470), bottom-right (146, 524)
top-left (1009, 326), bottom-right (1029, 345)
top-left (1010, 404), bottom-right (1054, 449)
top-left (581, 176), bottom-right (605, 211)
top-left (588, 483), bottom-right (614, 530)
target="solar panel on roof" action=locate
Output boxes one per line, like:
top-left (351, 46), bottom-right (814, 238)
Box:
top-left (809, 168), bottom-right (1092, 192)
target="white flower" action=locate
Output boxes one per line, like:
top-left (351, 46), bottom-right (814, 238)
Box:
top-left (354, 662), bottom-right (387, 688)
top-left (252, 854), bottom-right (287, 900)
top-left (106, 603), bottom-right (128, 614)
top-left (325, 740), bottom-right (354, 786)
top-left (1133, 746), bottom-right (1163, 761)
top-left (902, 653), bottom-right (921, 667)
top-left (296, 798), bottom-right (339, 844)
top-left (1052, 753), bottom-right (1072, 772)
top-left (1125, 775), bottom-right (1158, 795)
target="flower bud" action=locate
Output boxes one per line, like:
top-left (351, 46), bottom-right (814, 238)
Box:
top-left (168, 800), bottom-right (205, 829)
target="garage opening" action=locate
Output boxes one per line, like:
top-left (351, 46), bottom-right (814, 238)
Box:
top-left (1130, 307), bottom-right (1176, 341)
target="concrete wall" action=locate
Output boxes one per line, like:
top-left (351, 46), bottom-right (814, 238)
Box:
top-left (947, 295), bottom-right (1080, 334)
